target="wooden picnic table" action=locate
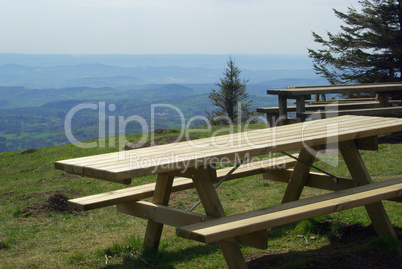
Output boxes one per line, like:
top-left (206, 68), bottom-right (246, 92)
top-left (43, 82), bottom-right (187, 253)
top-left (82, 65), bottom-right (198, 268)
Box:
top-left (55, 115), bottom-right (402, 269)
top-left (264, 83), bottom-right (402, 126)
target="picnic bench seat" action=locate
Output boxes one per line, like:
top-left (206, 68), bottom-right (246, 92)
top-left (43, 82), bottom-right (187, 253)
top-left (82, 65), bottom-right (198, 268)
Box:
top-left (300, 106), bottom-right (402, 119)
top-left (177, 177), bottom-right (402, 244)
top-left (298, 98), bottom-right (401, 105)
top-left (68, 154), bottom-right (300, 211)
top-left (257, 100), bottom-right (402, 126)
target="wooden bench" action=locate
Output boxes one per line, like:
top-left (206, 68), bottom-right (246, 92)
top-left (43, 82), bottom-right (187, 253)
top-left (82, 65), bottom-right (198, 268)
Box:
top-left (257, 100), bottom-right (402, 127)
top-left (300, 106), bottom-right (402, 119)
top-left (68, 154), bottom-right (300, 211)
top-left (177, 177), bottom-right (402, 244)
top-left (300, 98), bottom-right (401, 105)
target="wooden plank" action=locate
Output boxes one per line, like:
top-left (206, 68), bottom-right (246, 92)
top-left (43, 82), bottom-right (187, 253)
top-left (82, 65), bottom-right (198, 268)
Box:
top-left (117, 201), bottom-right (212, 227)
top-left (54, 115), bottom-right (373, 172)
top-left (143, 174), bottom-right (174, 251)
top-left (267, 83), bottom-right (402, 97)
top-left (58, 115), bottom-right (355, 171)
top-left (281, 147), bottom-right (318, 203)
top-left (339, 140), bottom-right (397, 238)
top-left (176, 178), bottom-right (402, 243)
top-left (114, 110), bottom-right (366, 171)
top-left (191, 166), bottom-right (248, 269)
top-left (90, 116), bottom-right (384, 174)
top-left (263, 169), bottom-right (356, 191)
top-left (68, 155), bottom-right (299, 211)
top-left (73, 117), bottom-right (398, 180)
top-left (68, 177), bottom-right (190, 211)
top-left (308, 99), bottom-right (402, 105)
top-left (303, 106), bottom-right (402, 119)
top-left (90, 120), bottom-right (398, 180)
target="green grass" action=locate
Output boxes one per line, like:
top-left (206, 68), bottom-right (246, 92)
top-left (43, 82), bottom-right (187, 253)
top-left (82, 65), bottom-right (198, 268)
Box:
top-left (0, 126), bottom-right (401, 268)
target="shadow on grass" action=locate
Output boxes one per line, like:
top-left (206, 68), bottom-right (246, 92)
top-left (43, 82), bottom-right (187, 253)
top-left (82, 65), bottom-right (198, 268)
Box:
top-left (248, 222), bottom-right (402, 269)
top-left (247, 245), bottom-right (401, 269)
top-left (101, 221), bottom-right (401, 269)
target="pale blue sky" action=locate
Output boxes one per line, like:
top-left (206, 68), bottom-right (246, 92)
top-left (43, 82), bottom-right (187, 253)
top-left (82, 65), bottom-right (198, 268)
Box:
top-left (0, 0), bottom-right (361, 55)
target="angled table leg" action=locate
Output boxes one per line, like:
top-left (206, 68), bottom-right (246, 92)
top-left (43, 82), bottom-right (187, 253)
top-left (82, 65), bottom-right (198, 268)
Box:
top-left (192, 167), bottom-right (248, 269)
top-left (339, 140), bottom-right (397, 238)
top-left (143, 173), bottom-right (175, 251)
top-left (282, 147), bottom-right (318, 203)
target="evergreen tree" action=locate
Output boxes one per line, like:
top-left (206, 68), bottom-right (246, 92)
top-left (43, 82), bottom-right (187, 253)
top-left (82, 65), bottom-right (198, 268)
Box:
top-left (206, 57), bottom-right (255, 125)
top-left (308, 0), bottom-right (402, 86)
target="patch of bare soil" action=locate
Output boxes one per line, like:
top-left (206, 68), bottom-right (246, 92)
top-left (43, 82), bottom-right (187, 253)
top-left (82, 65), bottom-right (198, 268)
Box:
top-left (124, 135), bottom-right (199, 150)
top-left (22, 190), bottom-right (81, 215)
top-left (153, 128), bottom-right (180, 135)
top-left (21, 148), bottom-right (38, 154)
top-left (246, 221), bottom-right (402, 269)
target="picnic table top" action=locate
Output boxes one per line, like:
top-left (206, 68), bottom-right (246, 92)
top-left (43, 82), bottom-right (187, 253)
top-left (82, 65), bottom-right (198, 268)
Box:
top-left (266, 83), bottom-right (402, 97)
top-left (55, 115), bottom-right (402, 182)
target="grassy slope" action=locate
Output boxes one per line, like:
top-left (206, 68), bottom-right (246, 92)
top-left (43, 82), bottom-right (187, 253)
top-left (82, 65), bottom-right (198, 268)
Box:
top-left (0, 125), bottom-right (401, 268)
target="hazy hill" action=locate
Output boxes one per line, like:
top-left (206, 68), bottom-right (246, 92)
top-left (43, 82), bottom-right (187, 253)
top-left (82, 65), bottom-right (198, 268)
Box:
top-left (0, 54), bottom-right (323, 88)
top-left (0, 54), bottom-right (314, 69)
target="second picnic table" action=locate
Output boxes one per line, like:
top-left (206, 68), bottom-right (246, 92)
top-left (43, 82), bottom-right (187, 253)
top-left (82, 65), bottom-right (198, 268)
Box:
top-left (55, 115), bottom-right (402, 269)
top-left (259, 83), bottom-right (402, 126)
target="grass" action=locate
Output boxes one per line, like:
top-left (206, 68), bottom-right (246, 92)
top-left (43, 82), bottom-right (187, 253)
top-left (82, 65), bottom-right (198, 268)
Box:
top-left (0, 125), bottom-right (401, 268)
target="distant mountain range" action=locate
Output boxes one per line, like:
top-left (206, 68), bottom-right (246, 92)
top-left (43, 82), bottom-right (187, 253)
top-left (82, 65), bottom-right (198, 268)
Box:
top-left (0, 53), bottom-right (315, 69)
top-left (0, 54), bottom-right (325, 88)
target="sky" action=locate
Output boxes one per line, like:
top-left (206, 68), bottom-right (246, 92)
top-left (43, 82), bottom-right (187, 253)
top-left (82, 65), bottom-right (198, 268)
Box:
top-left (0, 0), bottom-right (362, 55)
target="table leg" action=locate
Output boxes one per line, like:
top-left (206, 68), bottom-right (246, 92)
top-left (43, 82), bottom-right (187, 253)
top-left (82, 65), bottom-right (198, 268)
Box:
top-left (296, 96), bottom-right (306, 122)
top-left (378, 93), bottom-right (389, 107)
top-left (192, 167), bottom-right (248, 269)
top-left (281, 147), bottom-right (318, 203)
top-left (143, 173), bottom-right (175, 251)
top-left (278, 96), bottom-right (288, 126)
top-left (339, 140), bottom-right (397, 238)
top-left (266, 113), bottom-right (275, 128)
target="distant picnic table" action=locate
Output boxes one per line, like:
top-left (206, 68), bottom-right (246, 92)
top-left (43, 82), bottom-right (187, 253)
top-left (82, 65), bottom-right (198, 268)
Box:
top-left (55, 115), bottom-right (402, 268)
top-left (257, 83), bottom-right (402, 126)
